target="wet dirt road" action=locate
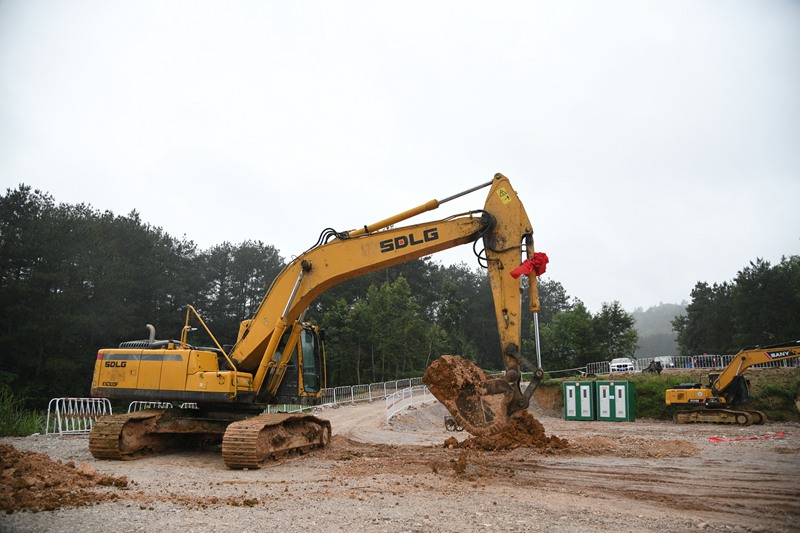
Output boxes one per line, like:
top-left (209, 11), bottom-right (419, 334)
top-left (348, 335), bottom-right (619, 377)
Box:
top-left (2, 399), bottom-right (799, 532)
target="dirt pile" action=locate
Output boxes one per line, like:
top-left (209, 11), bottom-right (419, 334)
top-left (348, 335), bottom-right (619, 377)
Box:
top-left (0, 444), bottom-right (128, 513)
top-left (443, 410), bottom-right (569, 451)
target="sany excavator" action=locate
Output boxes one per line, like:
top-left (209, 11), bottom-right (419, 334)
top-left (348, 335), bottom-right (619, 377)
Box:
top-left (89, 173), bottom-right (547, 468)
top-left (665, 340), bottom-right (800, 425)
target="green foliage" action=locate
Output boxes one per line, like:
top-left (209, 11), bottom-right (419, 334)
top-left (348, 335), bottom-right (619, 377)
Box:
top-left (0, 185), bottom-right (288, 406)
top-left (674, 256), bottom-right (800, 354)
top-left (594, 301), bottom-right (638, 360)
top-left (531, 300), bottom-right (639, 370)
top-left (319, 276), bottom-right (429, 384)
top-left (747, 373), bottom-right (800, 422)
top-left (0, 186), bottom-right (202, 406)
top-left (199, 240), bottom-right (285, 346)
top-left (537, 302), bottom-right (596, 368)
top-left (628, 373), bottom-right (693, 420)
top-left (0, 387), bottom-right (44, 436)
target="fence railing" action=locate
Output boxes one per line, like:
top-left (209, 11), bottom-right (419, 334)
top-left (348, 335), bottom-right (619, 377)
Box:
top-left (320, 377), bottom-right (424, 406)
top-left (582, 353), bottom-right (798, 376)
top-left (45, 397), bottom-right (113, 435)
top-left (128, 401), bottom-right (198, 412)
top-left (385, 385), bottom-right (435, 420)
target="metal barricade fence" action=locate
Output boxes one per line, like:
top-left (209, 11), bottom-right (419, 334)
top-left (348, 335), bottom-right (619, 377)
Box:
top-left (385, 385), bottom-right (434, 420)
top-left (45, 397), bottom-right (113, 435)
top-left (319, 377), bottom-right (426, 407)
top-left (370, 382), bottom-right (386, 399)
top-left (264, 404), bottom-right (306, 414)
top-left (127, 401), bottom-right (199, 412)
top-left (128, 401), bottom-right (173, 412)
top-left (583, 352), bottom-right (799, 376)
top-left (587, 361), bottom-right (609, 375)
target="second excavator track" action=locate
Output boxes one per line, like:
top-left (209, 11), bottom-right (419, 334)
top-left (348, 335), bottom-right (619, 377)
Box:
top-left (221, 413), bottom-right (332, 469)
top-left (673, 409), bottom-right (767, 426)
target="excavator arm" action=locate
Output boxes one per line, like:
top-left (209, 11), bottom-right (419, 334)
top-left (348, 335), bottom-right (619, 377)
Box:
top-left (229, 173), bottom-right (543, 432)
top-left (710, 341), bottom-right (800, 400)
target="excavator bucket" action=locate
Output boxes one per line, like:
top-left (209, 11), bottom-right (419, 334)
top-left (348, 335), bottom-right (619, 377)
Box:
top-left (423, 355), bottom-right (517, 436)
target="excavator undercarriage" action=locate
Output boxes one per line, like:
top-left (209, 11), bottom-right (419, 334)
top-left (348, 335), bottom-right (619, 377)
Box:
top-left (89, 409), bottom-right (330, 469)
top-left (672, 408), bottom-right (766, 426)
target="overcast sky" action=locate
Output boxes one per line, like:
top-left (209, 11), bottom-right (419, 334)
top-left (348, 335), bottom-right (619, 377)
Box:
top-left (1, 1), bottom-right (798, 313)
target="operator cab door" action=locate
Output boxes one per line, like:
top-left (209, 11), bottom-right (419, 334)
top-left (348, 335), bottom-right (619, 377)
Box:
top-left (273, 325), bottom-right (324, 402)
top-left (299, 327), bottom-right (323, 393)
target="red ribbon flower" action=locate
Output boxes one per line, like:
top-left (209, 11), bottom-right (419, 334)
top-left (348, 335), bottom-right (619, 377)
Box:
top-left (510, 252), bottom-right (549, 279)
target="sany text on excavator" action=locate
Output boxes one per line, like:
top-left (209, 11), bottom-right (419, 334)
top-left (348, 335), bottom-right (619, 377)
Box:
top-left (665, 340), bottom-right (800, 425)
top-left (89, 173), bottom-right (546, 468)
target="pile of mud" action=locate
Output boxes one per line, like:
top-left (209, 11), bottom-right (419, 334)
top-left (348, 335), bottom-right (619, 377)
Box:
top-left (443, 410), bottom-right (569, 452)
top-left (0, 444), bottom-right (128, 513)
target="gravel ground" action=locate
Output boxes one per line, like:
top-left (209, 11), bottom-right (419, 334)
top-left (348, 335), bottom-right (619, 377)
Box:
top-left (2, 400), bottom-right (799, 533)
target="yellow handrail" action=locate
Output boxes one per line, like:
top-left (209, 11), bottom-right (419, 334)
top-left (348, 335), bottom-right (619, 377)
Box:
top-left (181, 305), bottom-right (240, 397)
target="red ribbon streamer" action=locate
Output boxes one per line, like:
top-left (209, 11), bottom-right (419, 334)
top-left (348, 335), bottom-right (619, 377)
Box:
top-left (510, 252), bottom-right (549, 279)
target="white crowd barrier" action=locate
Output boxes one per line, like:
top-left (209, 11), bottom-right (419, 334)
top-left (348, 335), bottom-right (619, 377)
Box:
top-left (385, 385), bottom-right (435, 420)
top-left (127, 401), bottom-right (199, 412)
top-left (580, 352), bottom-right (798, 377)
top-left (321, 377), bottom-right (424, 406)
top-left (45, 397), bottom-right (113, 435)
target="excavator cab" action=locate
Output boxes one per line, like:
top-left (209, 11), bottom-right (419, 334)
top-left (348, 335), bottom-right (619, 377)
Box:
top-left (268, 324), bottom-right (326, 404)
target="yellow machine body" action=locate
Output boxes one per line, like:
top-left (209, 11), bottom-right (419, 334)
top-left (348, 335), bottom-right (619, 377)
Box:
top-left (666, 341), bottom-right (800, 425)
top-left (88, 174), bottom-right (544, 466)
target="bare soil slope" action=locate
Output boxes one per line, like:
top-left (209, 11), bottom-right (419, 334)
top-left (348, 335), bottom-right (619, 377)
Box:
top-left (2, 399), bottom-right (799, 533)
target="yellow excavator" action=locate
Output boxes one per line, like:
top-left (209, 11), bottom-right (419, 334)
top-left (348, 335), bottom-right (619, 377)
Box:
top-left (665, 341), bottom-right (800, 425)
top-left (89, 173), bottom-right (546, 468)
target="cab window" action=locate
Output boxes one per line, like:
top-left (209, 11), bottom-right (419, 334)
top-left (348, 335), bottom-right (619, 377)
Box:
top-left (300, 329), bottom-right (320, 393)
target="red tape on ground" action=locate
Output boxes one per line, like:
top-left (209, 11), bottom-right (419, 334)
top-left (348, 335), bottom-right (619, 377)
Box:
top-left (708, 431), bottom-right (785, 443)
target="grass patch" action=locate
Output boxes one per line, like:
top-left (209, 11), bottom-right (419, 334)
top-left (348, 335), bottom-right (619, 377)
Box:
top-left (0, 388), bottom-right (45, 436)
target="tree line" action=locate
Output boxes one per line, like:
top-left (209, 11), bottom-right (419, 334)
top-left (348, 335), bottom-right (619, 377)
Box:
top-left (672, 256), bottom-right (800, 355)
top-left (3, 184), bottom-right (794, 408)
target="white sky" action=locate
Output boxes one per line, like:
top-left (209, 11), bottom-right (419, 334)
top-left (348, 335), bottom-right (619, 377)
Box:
top-left (1, 1), bottom-right (798, 313)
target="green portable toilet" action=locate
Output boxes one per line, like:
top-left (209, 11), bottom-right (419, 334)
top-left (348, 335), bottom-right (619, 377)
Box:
top-left (596, 381), bottom-right (635, 422)
top-left (563, 381), bottom-right (595, 420)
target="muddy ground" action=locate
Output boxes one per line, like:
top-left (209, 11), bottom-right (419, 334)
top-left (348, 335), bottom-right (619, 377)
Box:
top-left (1, 398), bottom-right (799, 533)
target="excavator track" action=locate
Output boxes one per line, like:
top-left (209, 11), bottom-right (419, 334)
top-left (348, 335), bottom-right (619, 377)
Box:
top-left (89, 409), bottom-right (233, 460)
top-left (221, 413), bottom-right (331, 469)
top-left (673, 409), bottom-right (767, 426)
top-left (89, 410), bottom-right (167, 460)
